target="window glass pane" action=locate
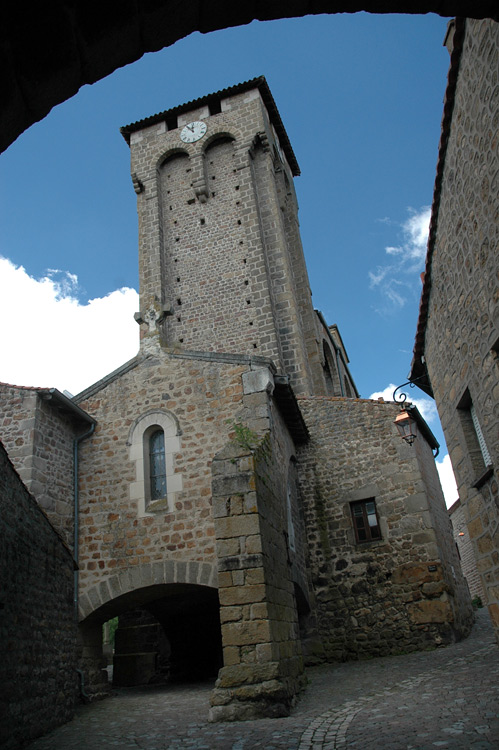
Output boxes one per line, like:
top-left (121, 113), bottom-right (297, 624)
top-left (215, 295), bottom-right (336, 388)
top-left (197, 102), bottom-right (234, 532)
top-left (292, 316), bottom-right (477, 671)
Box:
top-left (151, 474), bottom-right (167, 498)
top-left (351, 500), bottom-right (381, 543)
top-left (149, 429), bottom-right (166, 500)
top-left (150, 429), bottom-right (165, 455)
top-left (470, 404), bottom-right (492, 465)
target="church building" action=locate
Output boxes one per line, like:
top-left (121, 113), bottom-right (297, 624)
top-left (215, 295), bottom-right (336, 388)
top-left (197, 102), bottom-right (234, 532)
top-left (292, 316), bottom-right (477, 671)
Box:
top-left (0, 77), bottom-right (473, 727)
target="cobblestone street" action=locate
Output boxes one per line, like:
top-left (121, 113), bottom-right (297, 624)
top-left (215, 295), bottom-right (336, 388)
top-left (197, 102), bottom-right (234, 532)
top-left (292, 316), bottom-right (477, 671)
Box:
top-left (26, 610), bottom-right (498, 750)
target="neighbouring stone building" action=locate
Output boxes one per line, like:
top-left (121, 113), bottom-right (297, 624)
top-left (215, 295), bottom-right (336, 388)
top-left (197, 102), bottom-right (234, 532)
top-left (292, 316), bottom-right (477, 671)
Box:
top-left (449, 499), bottom-right (485, 602)
top-left (409, 17), bottom-right (499, 642)
top-left (1, 73), bottom-right (474, 739)
top-left (0, 441), bottom-right (76, 749)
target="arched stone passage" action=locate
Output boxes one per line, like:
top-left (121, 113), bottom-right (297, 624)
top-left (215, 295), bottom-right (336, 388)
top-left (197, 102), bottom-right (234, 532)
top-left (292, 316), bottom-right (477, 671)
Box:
top-left (78, 560), bottom-right (220, 695)
top-left (78, 559), bottom-right (218, 623)
top-left (2, 1), bottom-right (496, 154)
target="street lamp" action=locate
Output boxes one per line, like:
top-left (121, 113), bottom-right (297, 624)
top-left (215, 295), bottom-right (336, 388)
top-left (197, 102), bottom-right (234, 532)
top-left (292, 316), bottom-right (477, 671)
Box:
top-left (394, 409), bottom-right (418, 446)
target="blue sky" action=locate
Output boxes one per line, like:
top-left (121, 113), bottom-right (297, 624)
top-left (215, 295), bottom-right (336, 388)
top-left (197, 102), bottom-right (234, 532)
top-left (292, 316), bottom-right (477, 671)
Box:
top-left (0, 12), bottom-right (458, 502)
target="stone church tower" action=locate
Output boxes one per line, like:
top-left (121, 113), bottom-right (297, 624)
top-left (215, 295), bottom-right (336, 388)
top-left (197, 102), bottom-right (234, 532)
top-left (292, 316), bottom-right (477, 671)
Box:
top-left (0, 77), bottom-right (473, 724)
top-left (121, 77), bottom-right (347, 398)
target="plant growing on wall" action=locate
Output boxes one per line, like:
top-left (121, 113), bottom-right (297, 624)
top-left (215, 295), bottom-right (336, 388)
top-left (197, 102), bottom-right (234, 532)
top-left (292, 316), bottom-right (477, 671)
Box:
top-left (226, 420), bottom-right (261, 451)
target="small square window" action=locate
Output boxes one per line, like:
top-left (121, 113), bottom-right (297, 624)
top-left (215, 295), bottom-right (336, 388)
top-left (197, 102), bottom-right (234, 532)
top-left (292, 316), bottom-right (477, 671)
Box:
top-left (350, 499), bottom-right (382, 544)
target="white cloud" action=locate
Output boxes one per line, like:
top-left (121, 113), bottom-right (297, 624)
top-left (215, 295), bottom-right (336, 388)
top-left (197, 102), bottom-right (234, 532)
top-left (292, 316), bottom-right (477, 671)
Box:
top-left (402, 207), bottom-right (431, 262)
top-left (369, 206), bottom-right (430, 311)
top-left (369, 383), bottom-right (438, 424)
top-left (436, 453), bottom-right (459, 508)
top-left (369, 383), bottom-right (459, 507)
top-left (0, 257), bottom-right (139, 395)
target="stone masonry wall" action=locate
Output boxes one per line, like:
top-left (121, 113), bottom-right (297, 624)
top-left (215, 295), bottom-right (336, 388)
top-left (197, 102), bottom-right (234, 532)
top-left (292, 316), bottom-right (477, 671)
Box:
top-left (0, 442), bottom-right (76, 750)
top-left (210, 385), bottom-right (304, 720)
top-left (449, 499), bottom-right (485, 601)
top-left (413, 419), bottom-right (473, 636)
top-left (0, 384), bottom-right (80, 548)
top-left (0, 383), bottom-right (38, 483)
top-left (74, 351), bottom-right (247, 606)
top-left (423, 18), bottom-right (499, 637)
top-left (297, 397), bottom-right (473, 661)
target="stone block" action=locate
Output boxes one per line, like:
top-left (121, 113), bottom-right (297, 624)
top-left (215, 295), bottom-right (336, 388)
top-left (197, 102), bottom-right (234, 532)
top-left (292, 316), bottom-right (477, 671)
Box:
top-left (477, 534), bottom-right (494, 555)
top-left (421, 581), bottom-right (449, 598)
top-left (245, 534), bottom-right (263, 554)
top-left (404, 493), bottom-right (430, 513)
top-left (246, 568), bottom-right (265, 585)
top-left (151, 561), bottom-right (165, 585)
top-left (221, 619), bottom-right (271, 646)
top-left (412, 531), bottom-right (437, 545)
top-left (392, 562), bottom-right (442, 585)
top-left (216, 662), bottom-right (279, 688)
top-left (251, 602), bottom-right (269, 620)
top-left (214, 514), bottom-right (260, 539)
top-left (216, 538), bottom-right (241, 558)
top-left (407, 600), bottom-right (453, 624)
top-left (212, 474), bottom-right (253, 496)
top-left (243, 492), bottom-right (258, 513)
top-left (219, 584), bottom-right (266, 606)
top-left (220, 606), bottom-right (243, 624)
top-left (218, 553), bottom-right (264, 572)
top-left (488, 603), bottom-right (499, 629)
top-left (217, 571), bottom-right (233, 588)
top-left (468, 516), bottom-right (484, 539)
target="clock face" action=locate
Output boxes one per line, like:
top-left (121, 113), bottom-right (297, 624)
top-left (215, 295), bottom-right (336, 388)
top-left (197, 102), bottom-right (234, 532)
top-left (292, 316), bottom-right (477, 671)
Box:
top-left (180, 121), bottom-right (207, 143)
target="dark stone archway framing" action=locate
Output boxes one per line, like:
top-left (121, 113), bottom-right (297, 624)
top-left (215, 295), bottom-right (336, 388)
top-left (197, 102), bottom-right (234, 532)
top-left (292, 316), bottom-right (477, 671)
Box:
top-left (2, 1), bottom-right (498, 154)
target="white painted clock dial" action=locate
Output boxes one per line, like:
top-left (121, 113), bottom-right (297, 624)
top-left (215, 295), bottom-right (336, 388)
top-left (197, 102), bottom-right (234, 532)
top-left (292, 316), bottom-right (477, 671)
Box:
top-left (180, 121), bottom-right (207, 143)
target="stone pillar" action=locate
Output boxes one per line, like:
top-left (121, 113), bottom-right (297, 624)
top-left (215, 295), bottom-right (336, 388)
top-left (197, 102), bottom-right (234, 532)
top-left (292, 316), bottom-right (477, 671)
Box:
top-left (209, 430), bottom-right (304, 721)
top-left (78, 621), bottom-right (111, 699)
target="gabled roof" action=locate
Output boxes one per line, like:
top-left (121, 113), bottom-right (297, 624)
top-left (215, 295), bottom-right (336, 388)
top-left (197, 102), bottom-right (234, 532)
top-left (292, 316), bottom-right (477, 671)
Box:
top-left (120, 76), bottom-right (300, 176)
top-left (0, 381), bottom-right (95, 425)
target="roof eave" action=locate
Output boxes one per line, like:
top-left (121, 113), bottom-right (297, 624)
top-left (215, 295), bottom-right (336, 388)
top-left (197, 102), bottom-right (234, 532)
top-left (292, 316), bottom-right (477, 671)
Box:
top-left (120, 76), bottom-right (300, 176)
top-left (410, 18), bottom-right (466, 388)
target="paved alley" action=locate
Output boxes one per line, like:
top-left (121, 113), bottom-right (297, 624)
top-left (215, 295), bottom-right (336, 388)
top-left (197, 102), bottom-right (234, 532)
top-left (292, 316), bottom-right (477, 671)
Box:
top-left (25, 609), bottom-right (498, 750)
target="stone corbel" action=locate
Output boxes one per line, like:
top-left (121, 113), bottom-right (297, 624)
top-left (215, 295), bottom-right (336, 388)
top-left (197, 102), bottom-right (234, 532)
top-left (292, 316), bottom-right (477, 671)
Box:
top-left (156, 304), bottom-right (174, 325)
top-left (252, 131), bottom-right (271, 155)
top-left (192, 176), bottom-right (208, 203)
top-left (131, 172), bottom-right (144, 194)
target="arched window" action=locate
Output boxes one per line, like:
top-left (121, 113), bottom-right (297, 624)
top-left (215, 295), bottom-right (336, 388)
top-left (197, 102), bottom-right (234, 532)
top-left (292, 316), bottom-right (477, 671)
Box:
top-left (128, 410), bottom-right (182, 517)
top-left (149, 429), bottom-right (166, 500)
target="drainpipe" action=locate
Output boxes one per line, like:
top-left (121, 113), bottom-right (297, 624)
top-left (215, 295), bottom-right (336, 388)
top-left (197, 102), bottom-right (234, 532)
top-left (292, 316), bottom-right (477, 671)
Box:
top-left (74, 424), bottom-right (95, 619)
top-left (76, 668), bottom-right (90, 702)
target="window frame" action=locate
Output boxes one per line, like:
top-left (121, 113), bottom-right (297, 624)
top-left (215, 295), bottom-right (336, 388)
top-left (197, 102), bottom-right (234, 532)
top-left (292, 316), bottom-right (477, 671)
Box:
top-left (128, 410), bottom-right (182, 516)
top-left (350, 498), bottom-right (382, 544)
top-left (457, 389), bottom-right (493, 488)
